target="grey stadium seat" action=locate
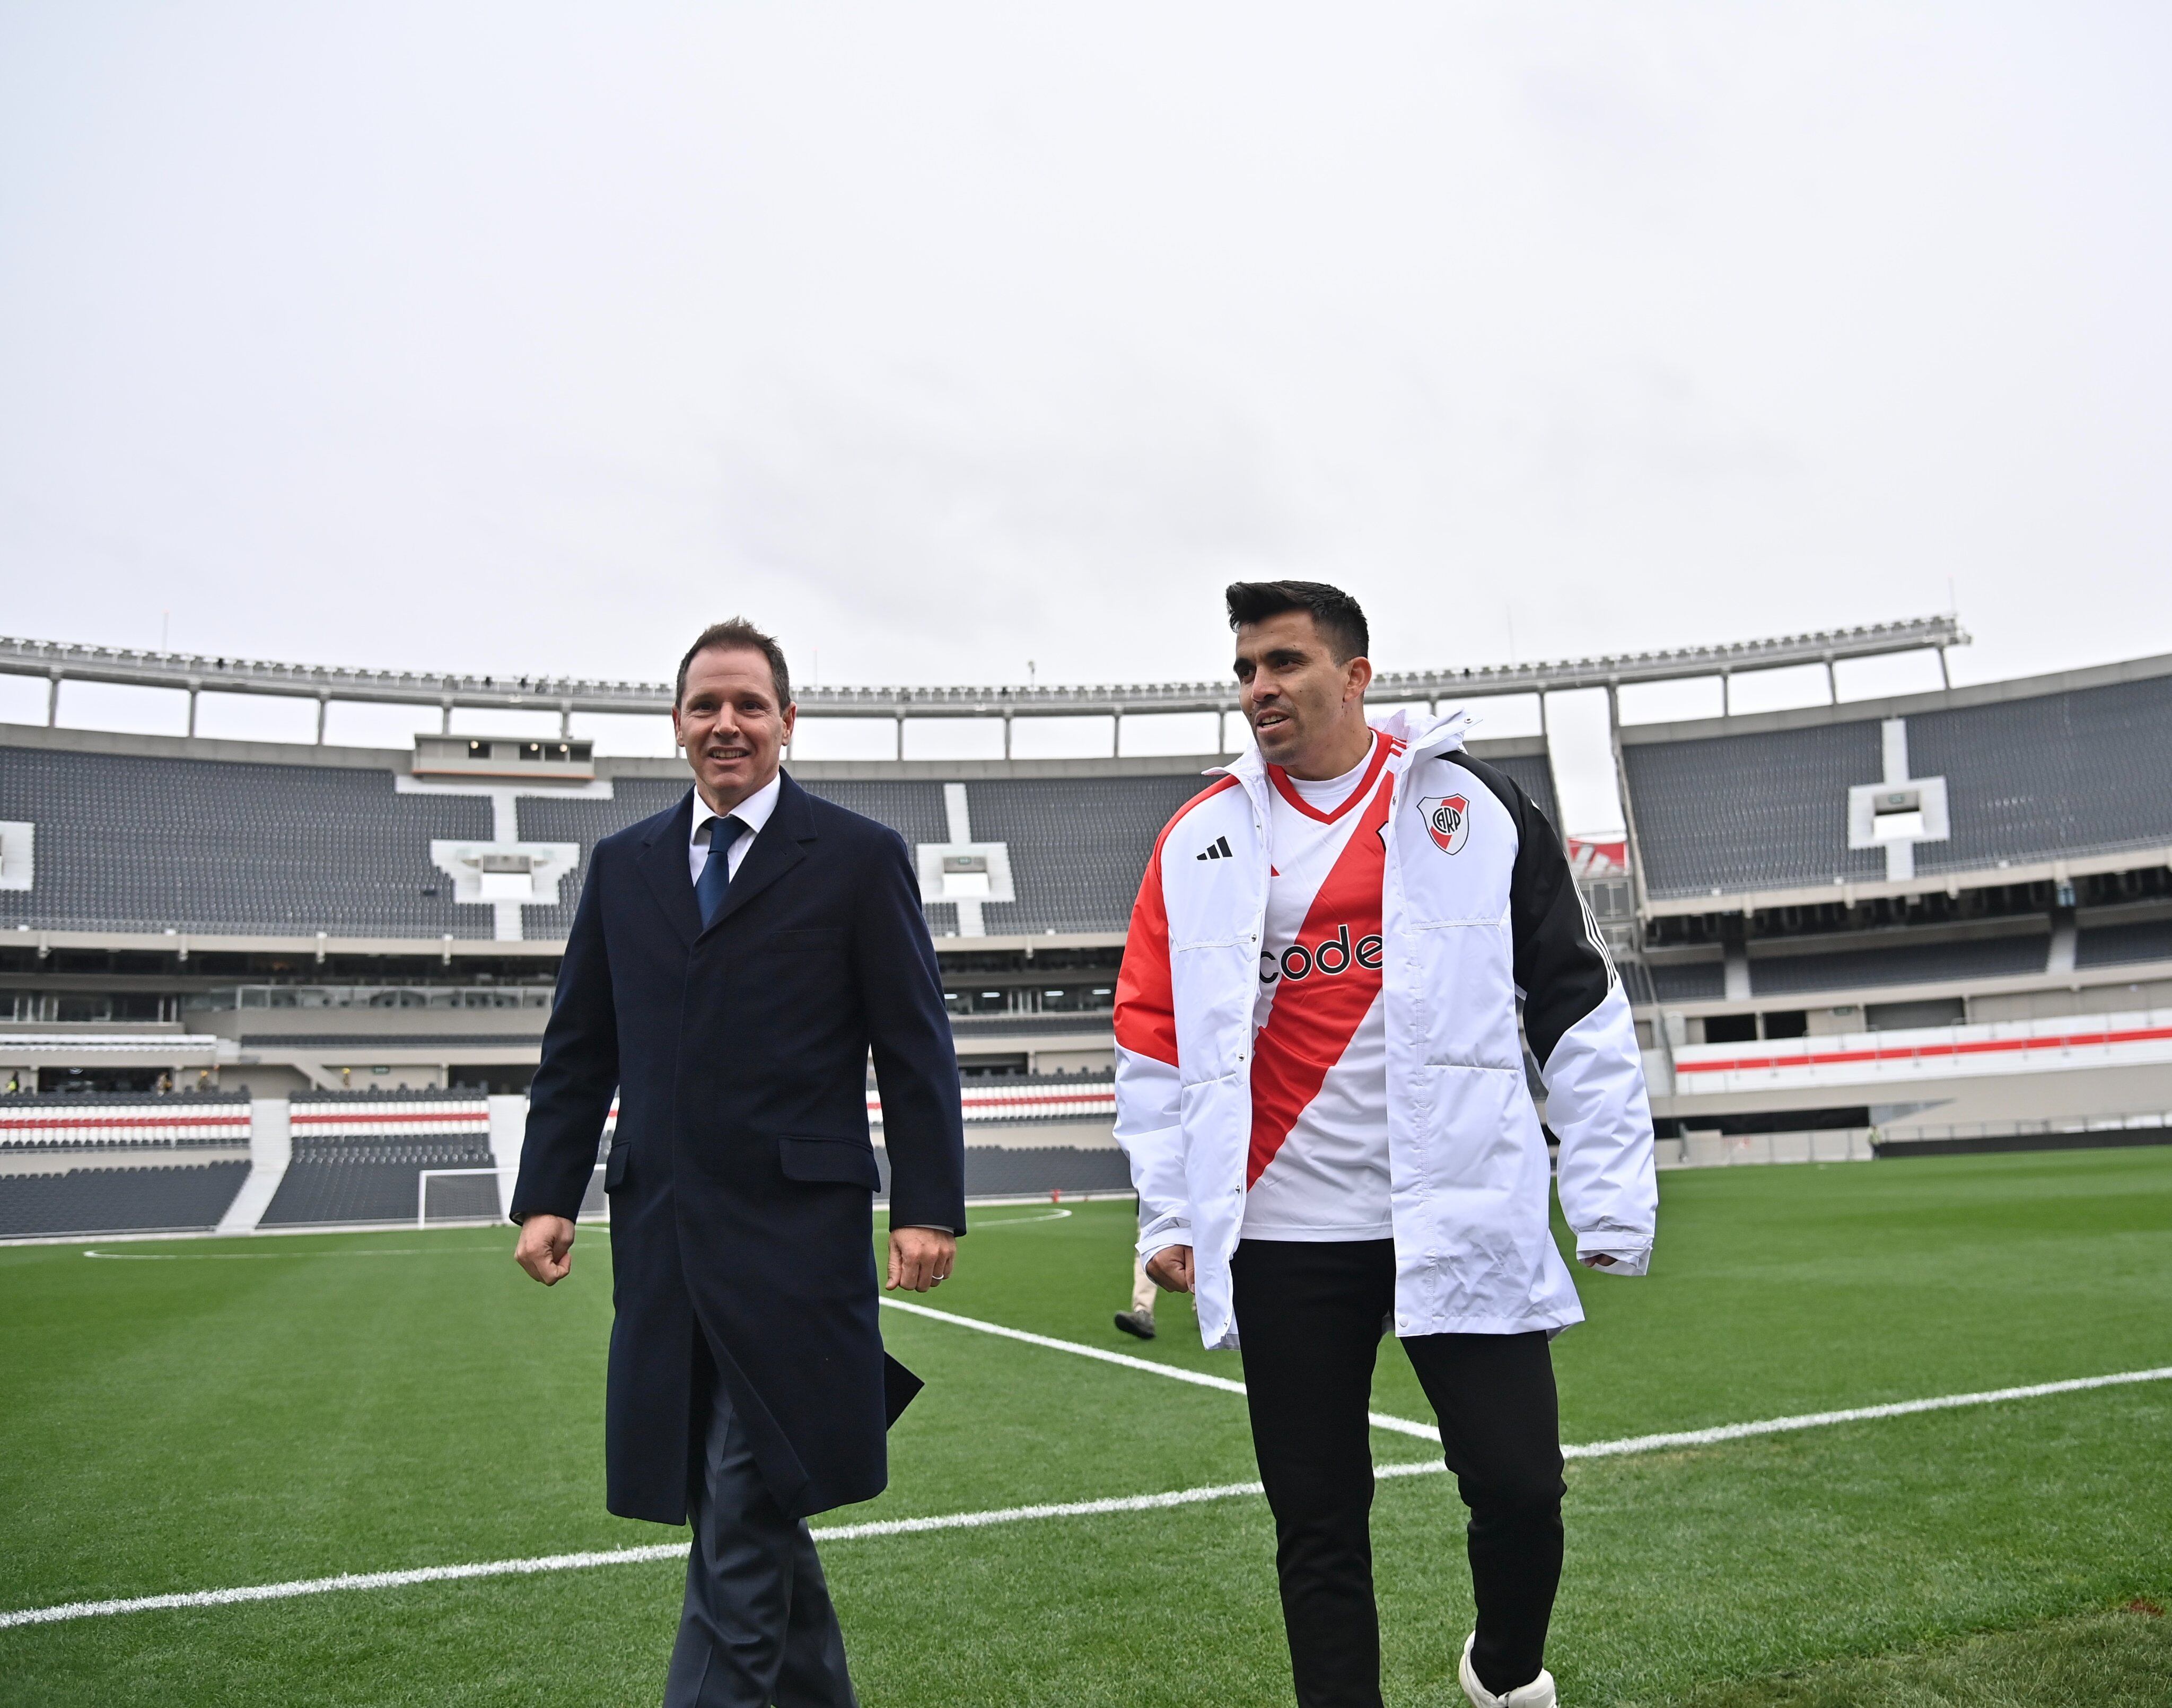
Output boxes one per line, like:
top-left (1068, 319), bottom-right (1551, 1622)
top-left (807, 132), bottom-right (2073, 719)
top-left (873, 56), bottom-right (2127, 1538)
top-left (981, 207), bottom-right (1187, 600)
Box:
top-left (0, 1162), bottom-right (248, 1239)
top-left (1750, 934), bottom-right (2049, 995)
top-left (0, 747), bottom-right (492, 936)
top-left (1623, 674), bottom-right (2172, 903)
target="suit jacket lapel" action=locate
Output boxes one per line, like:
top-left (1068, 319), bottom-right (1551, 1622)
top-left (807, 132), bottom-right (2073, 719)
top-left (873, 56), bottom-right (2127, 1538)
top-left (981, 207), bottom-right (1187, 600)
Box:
top-left (702, 771), bottom-right (814, 937)
top-left (638, 791), bottom-right (703, 945)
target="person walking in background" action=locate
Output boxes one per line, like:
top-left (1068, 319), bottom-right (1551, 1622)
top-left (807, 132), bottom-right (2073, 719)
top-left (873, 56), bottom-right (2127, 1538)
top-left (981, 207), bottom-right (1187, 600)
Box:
top-left (511, 617), bottom-right (966, 1708)
top-left (1115, 582), bottom-right (1656, 1708)
top-left (1115, 1250), bottom-right (1158, 1341)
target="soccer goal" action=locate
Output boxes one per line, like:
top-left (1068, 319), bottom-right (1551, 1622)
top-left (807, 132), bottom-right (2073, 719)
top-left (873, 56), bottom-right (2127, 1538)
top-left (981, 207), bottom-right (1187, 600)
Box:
top-left (417, 1163), bottom-right (609, 1228)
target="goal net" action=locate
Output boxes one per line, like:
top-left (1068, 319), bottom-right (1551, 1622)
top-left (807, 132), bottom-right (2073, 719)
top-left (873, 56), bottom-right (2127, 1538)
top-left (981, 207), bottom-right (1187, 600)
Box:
top-left (417, 1163), bottom-right (608, 1228)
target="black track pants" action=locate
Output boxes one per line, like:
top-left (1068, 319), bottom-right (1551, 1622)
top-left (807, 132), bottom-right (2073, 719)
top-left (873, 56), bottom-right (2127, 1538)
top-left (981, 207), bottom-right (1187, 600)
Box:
top-left (1230, 1239), bottom-right (1565, 1706)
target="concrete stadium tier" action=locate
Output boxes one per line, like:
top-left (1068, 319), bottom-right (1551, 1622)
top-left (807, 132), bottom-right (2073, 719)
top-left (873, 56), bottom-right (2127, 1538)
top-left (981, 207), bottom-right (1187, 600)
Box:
top-left (0, 722), bottom-right (1562, 948)
top-left (0, 741), bottom-right (494, 936)
top-left (2078, 919), bottom-right (2172, 968)
top-left (1748, 934), bottom-right (2054, 996)
top-left (1621, 655), bottom-right (2172, 909)
top-left (0, 1161), bottom-right (249, 1239)
top-left (6, 626), bottom-right (2172, 1183)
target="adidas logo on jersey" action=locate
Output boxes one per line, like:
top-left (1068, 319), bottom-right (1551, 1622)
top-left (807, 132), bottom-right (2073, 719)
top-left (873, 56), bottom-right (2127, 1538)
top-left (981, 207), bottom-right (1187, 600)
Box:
top-left (1196, 835), bottom-right (1234, 862)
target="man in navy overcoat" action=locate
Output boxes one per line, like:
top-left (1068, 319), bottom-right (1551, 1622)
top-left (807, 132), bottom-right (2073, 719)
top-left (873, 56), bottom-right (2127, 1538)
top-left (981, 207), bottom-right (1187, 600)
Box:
top-left (511, 617), bottom-right (966, 1708)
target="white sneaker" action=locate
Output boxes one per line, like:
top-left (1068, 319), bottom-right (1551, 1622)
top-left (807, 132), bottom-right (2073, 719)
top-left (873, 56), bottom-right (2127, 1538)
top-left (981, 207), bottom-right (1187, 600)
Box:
top-left (1458, 1631), bottom-right (1557, 1707)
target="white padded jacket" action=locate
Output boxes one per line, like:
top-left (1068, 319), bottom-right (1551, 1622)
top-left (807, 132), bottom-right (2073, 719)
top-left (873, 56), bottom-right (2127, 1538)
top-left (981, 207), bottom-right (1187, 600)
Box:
top-left (1113, 707), bottom-right (1656, 1350)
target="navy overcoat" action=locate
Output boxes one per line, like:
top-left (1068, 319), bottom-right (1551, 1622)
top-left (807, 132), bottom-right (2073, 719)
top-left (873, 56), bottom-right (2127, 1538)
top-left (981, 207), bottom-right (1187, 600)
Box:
top-left (509, 772), bottom-right (967, 1522)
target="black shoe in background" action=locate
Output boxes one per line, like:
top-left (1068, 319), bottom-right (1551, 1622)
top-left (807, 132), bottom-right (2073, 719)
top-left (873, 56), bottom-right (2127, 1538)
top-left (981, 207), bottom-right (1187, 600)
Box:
top-left (1115, 1310), bottom-right (1157, 1341)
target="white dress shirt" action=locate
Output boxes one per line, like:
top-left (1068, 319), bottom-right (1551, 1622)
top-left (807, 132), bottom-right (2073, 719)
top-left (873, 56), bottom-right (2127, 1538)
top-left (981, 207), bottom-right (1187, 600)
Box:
top-left (689, 770), bottom-right (783, 887)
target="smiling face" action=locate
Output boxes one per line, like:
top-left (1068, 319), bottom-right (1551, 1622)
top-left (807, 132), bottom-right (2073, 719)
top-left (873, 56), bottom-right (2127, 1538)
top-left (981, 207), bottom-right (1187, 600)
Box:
top-left (1233, 609), bottom-right (1375, 779)
top-left (672, 645), bottom-right (795, 812)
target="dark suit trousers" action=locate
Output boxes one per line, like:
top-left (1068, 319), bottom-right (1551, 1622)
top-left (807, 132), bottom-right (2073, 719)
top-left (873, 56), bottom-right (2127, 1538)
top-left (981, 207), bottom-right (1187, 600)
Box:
top-left (1231, 1239), bottom-right (1566, 1707)
top-left (663, 1335), bottom-right (858, 1708)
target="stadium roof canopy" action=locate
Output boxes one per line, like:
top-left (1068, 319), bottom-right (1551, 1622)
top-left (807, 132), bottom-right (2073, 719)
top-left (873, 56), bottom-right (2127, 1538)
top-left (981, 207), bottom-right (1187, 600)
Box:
top-left (0, 617), bottom-right (1966, 742)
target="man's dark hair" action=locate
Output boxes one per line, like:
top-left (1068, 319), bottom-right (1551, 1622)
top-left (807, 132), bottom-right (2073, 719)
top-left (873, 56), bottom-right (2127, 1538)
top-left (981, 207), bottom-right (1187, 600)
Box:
top-left (676, 617), bottom-right (792, 708)
top-left (1224, 581), bottom-right (1370, 663)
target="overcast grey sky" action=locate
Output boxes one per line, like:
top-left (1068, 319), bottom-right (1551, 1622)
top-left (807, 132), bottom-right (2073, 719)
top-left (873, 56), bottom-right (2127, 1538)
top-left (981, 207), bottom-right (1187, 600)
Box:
top-left (2, 4), bottom-right (2168, 829)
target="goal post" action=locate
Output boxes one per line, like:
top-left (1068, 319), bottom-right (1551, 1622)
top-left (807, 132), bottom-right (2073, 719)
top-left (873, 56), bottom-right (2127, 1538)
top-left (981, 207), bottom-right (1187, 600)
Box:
top-left (417, 1163), bottom-right (609, 1228)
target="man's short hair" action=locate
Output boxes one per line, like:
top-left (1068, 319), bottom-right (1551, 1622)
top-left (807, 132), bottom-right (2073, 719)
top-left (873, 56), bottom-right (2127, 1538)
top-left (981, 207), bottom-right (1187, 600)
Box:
top-left (676, 618), bottom-right (792, 709)
top-left (1224, 581), bottom-right (1370, 664)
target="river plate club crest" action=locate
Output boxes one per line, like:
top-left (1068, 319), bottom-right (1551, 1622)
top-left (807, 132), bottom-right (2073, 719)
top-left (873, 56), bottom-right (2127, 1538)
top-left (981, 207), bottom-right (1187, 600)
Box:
top-left (1417, 793), bottom-right (1470, 854)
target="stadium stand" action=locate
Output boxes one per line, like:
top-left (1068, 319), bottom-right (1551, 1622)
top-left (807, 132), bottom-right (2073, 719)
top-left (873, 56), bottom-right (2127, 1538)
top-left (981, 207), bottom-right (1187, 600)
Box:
top-left (517, 758), bottom-right (1555, 940)
top-left (0, 744), bottom-right (493, 936)
top-left (0, 1090), bottom-right (253, 1151)
top-left (798, 779), bottom-right (958, 935)
top-left (519, 776), bottom-right (969, 933)
top-left (1475, 750), bottom-right (1561, 830)
top-left (914, 1147), bottom-right (1131, 1197)
top-left (235, 1033), bottom-right (546, 1051)
top-left (0, 728), bottom-right (1556, 944)
top-left (969, 775), bottom-right (1209, 935)
top-left (1750, 933), bottom-right (2052, 995)
top-left (1609, 657), bottom-right (2172, 1146)
top-left (1646, 962), bottom-right (1726, 1002)
top-left (260, 1142), bottom-right (492, 1224)
top-left (512, 774), bottom-right (959, 935)
top-left (1904, 675), bottom-right (2172, 875)
top-left (1623, 661), bottom-right (2172, 905)
top-left (950, 1013), bottom-right (1123, 1039)
top-left (0, 1161), bottom-right (249, 1239)
top-left (877, 1070), bottom-right (1116, 1127)
top-left (1623, 721), bottom-right (1888, 901)
top-left (2078, 920), bottom-right (2172, 968)
top-left (509, 776), bottom-right (685, 940)
top-left (260, 1092), bottom-right (494, 1226)
top-left (8, 626), bottom-right (2172, 1211)
top-left (0, 1092), bottom-right (254, 1236)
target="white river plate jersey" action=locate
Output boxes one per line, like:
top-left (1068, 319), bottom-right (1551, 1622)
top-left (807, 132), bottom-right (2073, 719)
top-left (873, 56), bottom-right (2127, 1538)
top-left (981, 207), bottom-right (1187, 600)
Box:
top-left (1242, 732), bottom-right (1404, 1241)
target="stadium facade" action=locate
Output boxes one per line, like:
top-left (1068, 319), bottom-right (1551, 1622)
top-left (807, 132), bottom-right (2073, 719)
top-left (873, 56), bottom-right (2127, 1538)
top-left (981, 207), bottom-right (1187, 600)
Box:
top-left (5, 616), bottom-right (2170, 1242)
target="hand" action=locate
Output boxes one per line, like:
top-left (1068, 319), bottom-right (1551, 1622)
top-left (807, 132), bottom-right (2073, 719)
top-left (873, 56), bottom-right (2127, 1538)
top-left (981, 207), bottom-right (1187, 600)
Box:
top-left (887, 1226), bottom-right (957, 1293)
top-left (1579, 1252), bottom-right (1618, 1269)
top-left (1145, 1245), bottom-right (1195, 1293)
top-left (515, 1214), bottom-right (576, 1285)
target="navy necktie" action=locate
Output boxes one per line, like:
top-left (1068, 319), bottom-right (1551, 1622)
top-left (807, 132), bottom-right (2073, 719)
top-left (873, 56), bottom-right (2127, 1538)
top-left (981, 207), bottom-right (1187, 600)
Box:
top-left (696, 814), bottom-right (748, 928)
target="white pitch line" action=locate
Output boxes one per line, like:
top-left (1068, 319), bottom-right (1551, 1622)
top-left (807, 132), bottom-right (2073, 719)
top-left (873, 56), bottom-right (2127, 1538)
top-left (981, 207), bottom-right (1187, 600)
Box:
top-left (1560, 1364), bottom-right (2172, 1459)
top-left (7, 1364), bottom-right (2170, 1632)
top-left (879, 1295), bottom-right (1439, 1440)
top-left (0, 1546), bottom-right (693, 1630)
top-left (84, 1248), bottom-right (471, 1261)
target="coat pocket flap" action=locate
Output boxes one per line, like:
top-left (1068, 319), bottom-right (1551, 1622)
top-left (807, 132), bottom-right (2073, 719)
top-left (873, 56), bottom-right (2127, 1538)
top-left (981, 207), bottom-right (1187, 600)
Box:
top-left (603, 1140), bottom-right (631, 1190)
top-left (777, 1135), bottom-right (881, 1188)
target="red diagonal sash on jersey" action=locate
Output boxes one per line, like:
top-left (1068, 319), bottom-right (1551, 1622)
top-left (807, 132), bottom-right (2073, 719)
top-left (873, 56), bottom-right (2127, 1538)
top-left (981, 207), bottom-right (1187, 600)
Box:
top-left (1246, 773), bottom-right (1392, 1187)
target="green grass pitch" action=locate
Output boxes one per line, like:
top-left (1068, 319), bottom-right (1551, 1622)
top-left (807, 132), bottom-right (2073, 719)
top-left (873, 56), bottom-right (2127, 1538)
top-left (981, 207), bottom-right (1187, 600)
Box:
top-left (4, 1148), bottom-right (2171, 1705)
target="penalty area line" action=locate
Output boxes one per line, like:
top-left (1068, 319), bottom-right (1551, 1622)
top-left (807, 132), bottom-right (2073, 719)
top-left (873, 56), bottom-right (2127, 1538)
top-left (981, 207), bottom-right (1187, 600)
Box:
top-left (8, 1363), bottom-right (2170, 1632)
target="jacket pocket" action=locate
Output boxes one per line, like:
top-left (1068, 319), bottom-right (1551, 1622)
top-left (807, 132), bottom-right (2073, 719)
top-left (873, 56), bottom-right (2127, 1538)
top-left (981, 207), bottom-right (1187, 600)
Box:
top-left (776, 1134), bottom-right (881, 1188)
top-left (604, 1139), bottom-right (631, 1192)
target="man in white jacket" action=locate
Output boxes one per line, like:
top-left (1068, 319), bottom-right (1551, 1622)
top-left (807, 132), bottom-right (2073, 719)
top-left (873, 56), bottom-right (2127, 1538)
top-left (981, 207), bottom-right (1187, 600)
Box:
top-left (1114, 582), bottom-right (1656, 1708)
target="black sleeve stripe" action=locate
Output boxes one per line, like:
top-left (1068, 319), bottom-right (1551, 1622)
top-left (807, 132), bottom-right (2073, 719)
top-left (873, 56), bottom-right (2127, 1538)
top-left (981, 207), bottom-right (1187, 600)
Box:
top-left (1444, 751), bottom-right (1616, 1069)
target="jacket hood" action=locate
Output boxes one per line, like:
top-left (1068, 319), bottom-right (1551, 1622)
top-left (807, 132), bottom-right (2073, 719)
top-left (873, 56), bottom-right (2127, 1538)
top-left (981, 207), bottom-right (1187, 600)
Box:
top-left (1370, 703), bottom-right (1472, 755)
top-left (1215, 704), bottom-right (1471, 783)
